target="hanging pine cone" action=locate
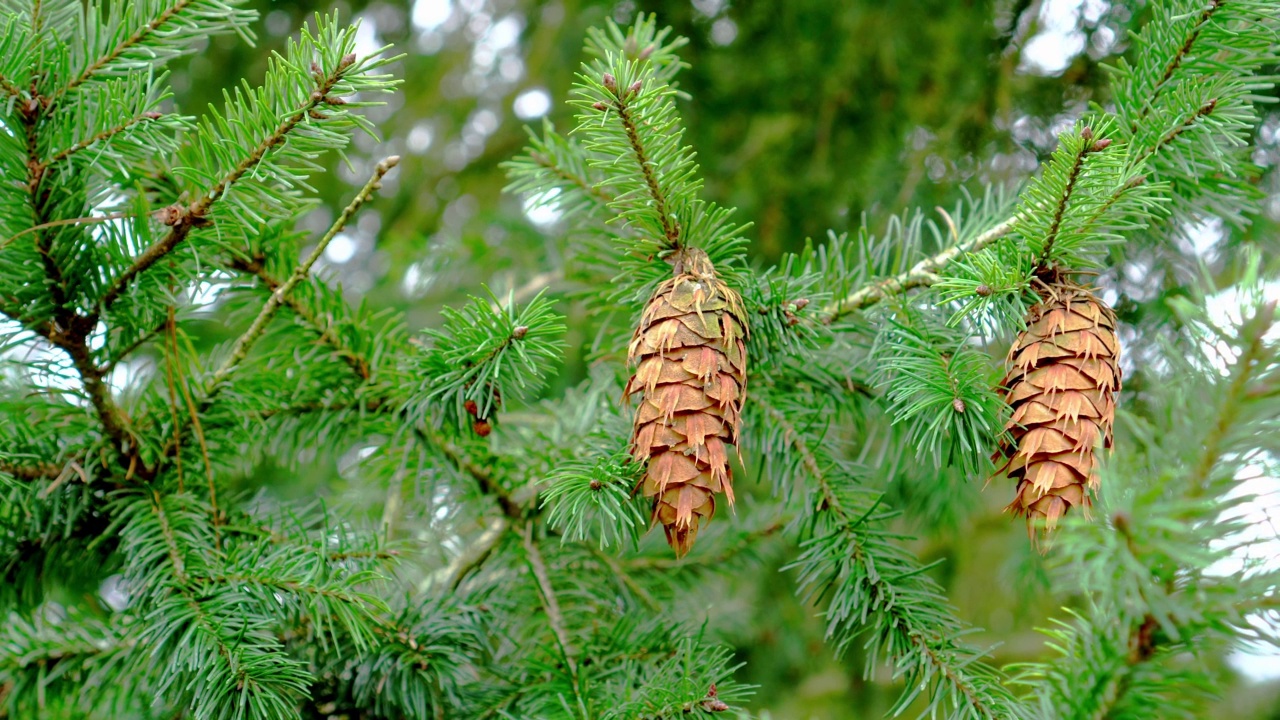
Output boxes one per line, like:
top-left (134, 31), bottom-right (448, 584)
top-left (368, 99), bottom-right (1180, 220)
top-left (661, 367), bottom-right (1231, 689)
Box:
top-left (994, 279), bottom-right (1121, 543)
top-left (626, 248), bottom-right (748, 557)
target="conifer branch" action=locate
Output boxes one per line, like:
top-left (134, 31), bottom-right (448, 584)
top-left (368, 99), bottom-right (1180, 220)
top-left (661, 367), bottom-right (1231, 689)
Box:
top-left (824, 216), bottom-right (1017, 319)
top-left (1139, 99), bottom-right (1218, 165)
top-left (96, 54), bottom-right (359, 316)
top-left (0, 458), bottom-right (62, 481)
top-left (1038, 133), bottom-right (1096, 268)
top-left (60, 0), bottom-right (198, 97)
top-left (523, 525), bottom-right (585, 713)
top-left (529, 150), bottom-right (615, 206)
top-left (0, 74), bottom-right (23, 98)
top-left (1131, 0), bottom-right (1224, 131)
top-left (604, 81), bottom-right (680, 248)
top-left (1188, 302), bottom-right (1274, 494)
top-left (206, 156), bottom-right (399, 395)
top-left (226, 257), bottom-right (371, 380)
top-left (39, 113), bottom-right (163, 170)
top-left (441, 517), bottom-right (508, 590)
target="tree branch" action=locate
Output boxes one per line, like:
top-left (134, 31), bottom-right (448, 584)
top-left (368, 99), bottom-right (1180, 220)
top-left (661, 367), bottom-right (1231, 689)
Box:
top-left (205, 156), bottom-right (399, 396)
top-left (529, 150), bottom-right (615, 205)
top-left (1131, 0), bottom-right (1224, 132)
top-left (605, 83), bottom-right (680, 248)
top-left (0, 458), bottom-right (63, 481)
top-left (95, 55), bottom-right (355, 316)
top-left (59, 0), bottom-right (197, 97)
top-left (824, 217), bottom-right (1017, 320)
top-left (38, 113), bottom-right (163, 170)
top-left (522, 524), bottom-right (585, 716)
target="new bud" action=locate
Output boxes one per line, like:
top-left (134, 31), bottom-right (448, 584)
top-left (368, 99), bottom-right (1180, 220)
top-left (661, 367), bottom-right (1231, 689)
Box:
top-left (976, 284), bottom-right (993, 297)
top-left (1090, 138), bottom-right (1112, 153)
top-left (602, 72), bottom-right (617, 92)
top-left (511, 325), bottom-right (529, 340)
top-left (592, 101), bottom-right (608, 112)
top-left (627, 80), bottom-right (642, 96)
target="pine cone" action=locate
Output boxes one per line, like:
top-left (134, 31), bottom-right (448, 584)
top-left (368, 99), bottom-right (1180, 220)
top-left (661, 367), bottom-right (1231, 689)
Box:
top-left (994, 280), bottom-right (1121, 542)
top-left (626, 248), bottom-right (748, 557)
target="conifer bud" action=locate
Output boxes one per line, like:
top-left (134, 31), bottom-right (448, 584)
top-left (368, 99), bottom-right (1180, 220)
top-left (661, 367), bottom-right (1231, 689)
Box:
top-left (1081, 126), bottom-right (1093, 143)
top-left (602, 72), bottom-right (617, 92)
top-left (639, 44), bottom-right (655, 60)
top-left (339, 53), bottom-right (357, 70)
top-left (976, 284), bottom-right (993, 297)
top-left (952, 398), bottom-right (966, 413)
top-left (143, 111), bottom-right (163, 120)
top-left (627, 80), bottom-right (642, 97)
top-left (464, 400), bottom-right (479, 417)
top-left (793, 298), bottom-right (810, 310)
top-left (592, 101), bottom-right (608, 112)
top-left (511, 325), bottom-right (529, 340)
top-left (473, 419), bottom-right (492, 437)
top-left (1090, 138), bottom-right (1112, 153)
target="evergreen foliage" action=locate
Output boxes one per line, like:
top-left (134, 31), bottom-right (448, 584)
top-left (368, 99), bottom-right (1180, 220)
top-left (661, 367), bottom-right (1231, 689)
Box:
top-left (0, 2), bottom-right (1277, 720)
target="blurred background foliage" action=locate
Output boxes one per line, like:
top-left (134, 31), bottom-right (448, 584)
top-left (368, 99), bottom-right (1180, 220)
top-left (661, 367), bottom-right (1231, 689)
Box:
top-left (163, 0), bottom-right (1280, 716)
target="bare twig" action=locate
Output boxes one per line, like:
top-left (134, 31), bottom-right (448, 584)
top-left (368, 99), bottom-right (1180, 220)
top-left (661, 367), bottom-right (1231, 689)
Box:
top-left (523, 524), bottom-right (585, 715)
top-left (823, 217), bottom-right (1017, 320)
top-left (205, 156), bottom-right (399, 395)
top-left (434, 517), bottom-right (508, 590)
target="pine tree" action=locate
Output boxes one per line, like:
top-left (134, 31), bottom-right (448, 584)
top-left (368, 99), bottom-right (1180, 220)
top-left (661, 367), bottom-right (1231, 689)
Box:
top-left (0, 2), bottom-right (1277, 720)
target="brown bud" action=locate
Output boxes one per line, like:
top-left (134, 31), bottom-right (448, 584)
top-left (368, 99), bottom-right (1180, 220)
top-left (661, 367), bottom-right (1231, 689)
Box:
top-left (602, 73), bottom-right (616, 92)
top-left (1090, 138), bottom-right (1112, 153)
top-left (511, 325), bottom-right (528, 340)
top-left (308, 109), bottom-right (328, 120)
top-left (311, 90), bottom-right (324, 102)
top-left (323, 95), bottom-right (346, 105)
top-left (785, 311), bottom-right (800, 326)
top-left (472, 419), bottom-right (492, 437)
top-left (592, 101), bottom-right (607, 112)
top-left (311, 61), bottom-right (322, 76)
top-left (157, 203), bottom-right (185, 226)
top-left (701, 684), bottom-right (728, 712)
top-left (340, 52), bottom-right (357, 70)
top-left (143, 111), bottom-right (163, 120)
top-left (975, 284), bottom-right (993, 297)
top-left (1081, 126), bottom-right (1093, 142)
top-left (589, 479), bottom-right (603, 491)
top-left (464, 399), bottom-right (479, 417)
top-left (792, 298), bottom-right (810, 311)
top-left (952, 397), bottom-right (966, 413)
top-left (627, 80), bottom-right (642, 96)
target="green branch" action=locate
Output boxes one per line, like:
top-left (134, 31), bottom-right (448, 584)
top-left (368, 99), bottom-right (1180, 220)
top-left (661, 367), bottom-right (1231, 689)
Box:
top-left (605, 80), bottom-right (680, 247)
top-left (823, 216), bottom-right (1017, 320)
top-left (95, 53), bottom-right (357, 316)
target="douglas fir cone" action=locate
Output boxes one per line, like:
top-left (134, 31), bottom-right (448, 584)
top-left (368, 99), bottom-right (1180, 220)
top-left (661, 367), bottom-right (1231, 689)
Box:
top-left (994, 278), bottom-right (1121, 543)
top-left (626, 248), bottom-right (748, 556)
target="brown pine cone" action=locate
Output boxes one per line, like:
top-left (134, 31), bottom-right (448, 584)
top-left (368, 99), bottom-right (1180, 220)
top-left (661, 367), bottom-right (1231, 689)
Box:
top-left (994, 279), bottom-right (1121, 543)
top-left (626, 248), bottom-right (748, 557)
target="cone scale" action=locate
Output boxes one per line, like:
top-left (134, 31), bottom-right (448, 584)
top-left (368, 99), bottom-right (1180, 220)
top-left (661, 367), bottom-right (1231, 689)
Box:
top-left (994, 278), bottom-right (1121, 543)
top-left (626, 248), bottom-right (748, 557)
